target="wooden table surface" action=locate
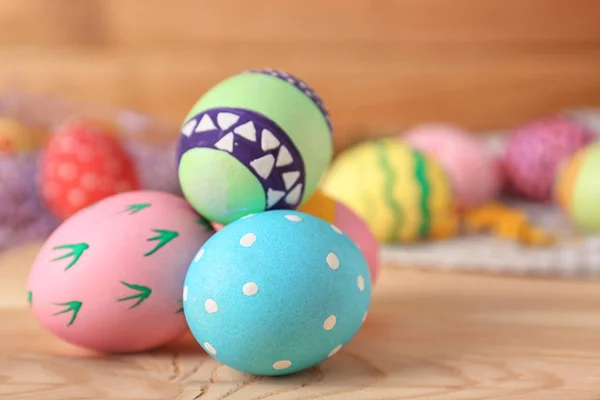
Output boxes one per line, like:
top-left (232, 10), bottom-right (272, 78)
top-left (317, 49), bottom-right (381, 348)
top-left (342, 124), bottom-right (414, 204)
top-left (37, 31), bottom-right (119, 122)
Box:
top-left (1, 242), bottom-right (600, 400)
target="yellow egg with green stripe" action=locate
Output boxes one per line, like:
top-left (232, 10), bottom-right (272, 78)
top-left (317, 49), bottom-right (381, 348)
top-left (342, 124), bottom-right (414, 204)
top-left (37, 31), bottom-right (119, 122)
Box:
top-left (322, 138), bottom-right (455, 243)
top-left (554, 143), bottom-right (600, 233)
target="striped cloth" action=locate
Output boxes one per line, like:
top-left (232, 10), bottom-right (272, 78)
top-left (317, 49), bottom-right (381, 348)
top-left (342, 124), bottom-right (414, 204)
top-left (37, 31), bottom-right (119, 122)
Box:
top-left (382, 200), bottom-right (600, 277)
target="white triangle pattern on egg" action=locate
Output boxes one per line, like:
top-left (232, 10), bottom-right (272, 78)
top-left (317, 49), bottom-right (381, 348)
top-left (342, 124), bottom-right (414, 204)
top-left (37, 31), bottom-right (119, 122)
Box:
top-left (267, 188), bottom-right (285, 207)
top-left (196, 114), bottom-right (217, 133)
top-left (285, 184), bottom-right (303, 205)
top-left (214, 133), bottom-right (234, 152)
top-left (249, 154), bottom-right (275, 179)
top-left (181, 119), bottom-right (197, 137)
top-left (234, 121), bottom-right (257, 142)
top-left (276, 145), bottom-right (293, 167)
top-left (282, 171), bottom-right (300, 190)
top-left (261, 129), bottom-right (280, 151)
top-left (217, 112), bottom-right (240, 130)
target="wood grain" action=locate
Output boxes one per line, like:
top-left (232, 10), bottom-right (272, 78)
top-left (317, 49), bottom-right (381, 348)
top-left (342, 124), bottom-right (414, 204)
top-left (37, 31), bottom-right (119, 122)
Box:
top-left (0, 1), bottom-right (599, 151)
top-left (2, 243), bottom-right (600, 399)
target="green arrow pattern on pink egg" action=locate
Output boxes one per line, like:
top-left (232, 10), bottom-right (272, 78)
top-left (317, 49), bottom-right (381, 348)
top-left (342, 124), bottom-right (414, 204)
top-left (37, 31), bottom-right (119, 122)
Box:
top-left (124, 203), bottom-right (151, 215)
top-left (27, 191), bottom-right (215, 352)
top-left (53, 301), bottom-right (82, 327)
top-left (144, 229), bottom-right (179, 257)
top-left (51, 243), bottom-right (90, 271)
top-left (117, 281), bottom-right (152, 309)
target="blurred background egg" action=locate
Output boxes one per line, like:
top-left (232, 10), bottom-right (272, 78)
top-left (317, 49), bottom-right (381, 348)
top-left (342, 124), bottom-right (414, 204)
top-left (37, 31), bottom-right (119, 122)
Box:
top-left (503, 115), bottom-right (596, 202)
top-left (0, 152), bottom-right (58, 250)
top-left (27, 190), bottom-right (214, 353)
top-left (299, 190), bottom-right (380, 282)
top-left (123, 139), bottom-right (181, 195)
top-left (38, 119), bottom-right (140, 220)
top-left (183, 210), bottom-right (371, 376)
top-left (555, 143), bottom-right (600, 233)
top-left (0, 117), bottom-right (56, 249)
top-left (176, 69), bottom-right (333, 224)
top-left (322, 138), bottom-right (455, 243)
top-left (403, 123), bottom-right (502, 207)
top-left (0, 118), bottom-right (40, 154)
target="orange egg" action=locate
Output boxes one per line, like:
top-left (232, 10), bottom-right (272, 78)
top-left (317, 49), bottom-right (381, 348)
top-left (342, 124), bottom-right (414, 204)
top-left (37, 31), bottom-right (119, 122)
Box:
top-left (0, 118), bottom-right (39, 153)
top-left (297, 189), bottom-right (336, 222)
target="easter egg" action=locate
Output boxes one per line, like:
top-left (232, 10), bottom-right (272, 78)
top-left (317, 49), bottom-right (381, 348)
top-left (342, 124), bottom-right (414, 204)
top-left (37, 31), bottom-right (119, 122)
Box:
top-left (39, 119), bottom-right (141, 220)
top-left (503, 116), bottom-right (595, 202)
top-left (403, 123), bottom-right (501, 207)
top-left (322, 138), bottom-right (454, 243)
top-left (555, 143), bottom-right (600, 233)
top-left (0, 118), bottom-right (39, 153)
top-left (27, 190), bottom-right (214, 352)
top-left (176, 69), bottom-right (333, 224)
top-left (299, 190), bottom-right (380, 282)
top-left (183, 210), bottom-right (371, 376)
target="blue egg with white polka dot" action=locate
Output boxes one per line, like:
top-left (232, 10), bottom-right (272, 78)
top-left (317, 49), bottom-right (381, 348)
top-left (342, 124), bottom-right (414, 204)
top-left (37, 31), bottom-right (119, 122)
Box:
top-left (182, 209), bottom-right (372, 376)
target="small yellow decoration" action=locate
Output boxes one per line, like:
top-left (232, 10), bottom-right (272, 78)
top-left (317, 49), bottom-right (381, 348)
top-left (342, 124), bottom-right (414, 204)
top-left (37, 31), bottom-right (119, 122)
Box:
top-left (463, 203), bottom-right (556, 246)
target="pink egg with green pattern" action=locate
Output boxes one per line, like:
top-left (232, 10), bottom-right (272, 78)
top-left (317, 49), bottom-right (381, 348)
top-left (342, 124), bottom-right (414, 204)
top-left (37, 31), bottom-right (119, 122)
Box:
top-left (27, 190), bottom-right (215, 353)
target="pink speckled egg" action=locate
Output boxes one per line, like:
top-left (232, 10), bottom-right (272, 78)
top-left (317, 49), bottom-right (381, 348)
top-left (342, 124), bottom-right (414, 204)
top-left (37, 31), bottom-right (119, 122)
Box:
top-left (27, 190), bottom-right (214, 353)
top-left (403, 123), bottom-right (501, 207)
top-left (503, 116), bottom-right (596, 202)
top-left (333, 201), bottom-right (380, 282)
top-left (299, 190), bottom-right (380, 282)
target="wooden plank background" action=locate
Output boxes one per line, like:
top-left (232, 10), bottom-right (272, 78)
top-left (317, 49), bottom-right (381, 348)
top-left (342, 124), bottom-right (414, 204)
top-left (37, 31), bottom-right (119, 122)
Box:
top-left (1, 0), bottom-right (599, 150)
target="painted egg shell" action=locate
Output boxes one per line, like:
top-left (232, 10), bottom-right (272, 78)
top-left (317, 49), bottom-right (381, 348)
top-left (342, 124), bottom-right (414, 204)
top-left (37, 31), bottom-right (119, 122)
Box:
top-left (503, 115), bottom-right (595, 202)
top-left (177, 69), bottom-right (333, 224)
top-left (0, 118), bottom-right (39, 153)
top-left (27, 190), bottom-right (215, 353)
top-left (322, 138), bottom-right (454, 244)
top-left (39, 119), bottom-right (141, 220)
top-left (403, 123), bottom-right (501, 207)
top-left (555, 143), bottom-right (600, 233)
top-left (299, 190), bottom-right (380, 282)
top-left (183, 210), bottom-right (371, 376)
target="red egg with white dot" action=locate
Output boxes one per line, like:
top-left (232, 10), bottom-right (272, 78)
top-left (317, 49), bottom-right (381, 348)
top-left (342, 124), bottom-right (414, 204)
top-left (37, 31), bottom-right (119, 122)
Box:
top-left (38, 119), bottom-right (140, 220)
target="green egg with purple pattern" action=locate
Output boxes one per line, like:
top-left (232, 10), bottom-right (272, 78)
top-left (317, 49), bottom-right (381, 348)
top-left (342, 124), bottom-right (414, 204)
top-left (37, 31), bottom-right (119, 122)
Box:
top-left (176, 69), bottom-right (333, 224)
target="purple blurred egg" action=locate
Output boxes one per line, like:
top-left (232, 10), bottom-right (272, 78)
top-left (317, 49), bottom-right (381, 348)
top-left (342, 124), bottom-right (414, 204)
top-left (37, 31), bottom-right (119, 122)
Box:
top-left (123, 139), bottom-right (182, 195)
top-left (0, 152), bottom-right (58, 249)
top-left (503, 116), bottom-right (596, 202)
